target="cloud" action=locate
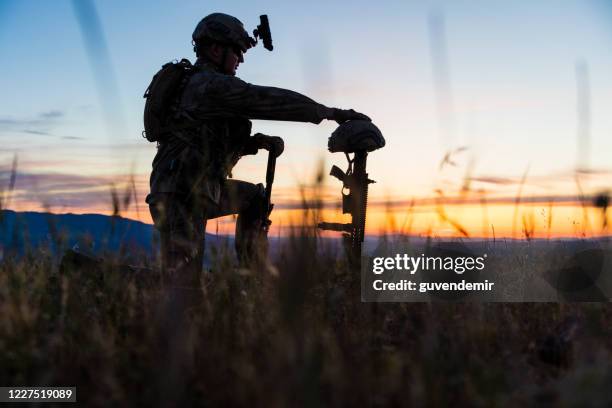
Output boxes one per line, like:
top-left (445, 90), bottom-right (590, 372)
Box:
top-left (76, 104), bottom-right (95, 112)
top-left (22, 189), bottom-right (111, 209)
top-left (468, 168), bottom-right (612, 190)
top-left (22, 129), bottom-right (53, 136)
top-left (0, 171), bottom-right (108, 191)
top-left (365, 194), bottom-right (602, 209)
top-left (62, 136), bottom-right (84, 140)
top-left (470, 176), bottom-right (516, 185)
top-left (0, 167), bottom-right (143, 212)
top-left (39, 110), bottom-right (64, 119)
top-left (0, 118), bottom-right (21, 126)
top-left (0, 159), bottom-right (608, 217)
top-left (0, 110), bottom-right (65, 136)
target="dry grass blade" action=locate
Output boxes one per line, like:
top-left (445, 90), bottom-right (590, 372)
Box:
top-left (547, 200), bottom-right (553, 240)
top-left (435, 190), bottom-right (469, 238)
top-left (130, 173), bottom-right (141, 221)
top-left (460, 155), bottom-right (474, 196)
top-left (478, 189), bottom-right (490, 240)
top-left (438, 146), bottom-right (468, 170)
top-left (2, 155), bottom-right (18, 210)
top-left (399, 198), bottom-right (415, 238)
top-left (512, 165), bottom-right (530, 239)
top-left (574, 175), bottom-right (591, 237)
top-left (383, 196), bottom-right (397, 235)
top-left (110, 184), bottom-right (120, 236)
top-left (110, 184), bottom-right (120, 218)
top-left (122, 179), bottom-right (132, 211)
top-left (593, 191), bottom-right (609, 232)
top-left (522, 212), bottom-right (535, 241)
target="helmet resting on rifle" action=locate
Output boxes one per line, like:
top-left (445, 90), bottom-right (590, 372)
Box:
top-left (192, 13), bottom-right (256, 55)
top-left (328, 120), bottom-right (386, 153)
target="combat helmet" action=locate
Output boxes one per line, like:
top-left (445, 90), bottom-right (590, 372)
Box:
top-left (328, 120), bottom-right (386, 153)
top-left (192, 13), bottom-right (256, 53)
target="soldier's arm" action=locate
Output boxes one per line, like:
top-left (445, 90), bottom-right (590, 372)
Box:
top-left (197, 75), bottom-right (341, 124)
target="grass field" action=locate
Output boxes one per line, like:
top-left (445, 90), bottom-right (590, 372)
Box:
top-left (1, 226), bottom-right (612, 407)
top-left (1, 157), bottom-right (611, 406)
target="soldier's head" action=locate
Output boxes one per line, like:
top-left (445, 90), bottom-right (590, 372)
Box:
top-left (192, 13), bottom-right (255, 76)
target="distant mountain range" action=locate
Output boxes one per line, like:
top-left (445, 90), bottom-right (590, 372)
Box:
top-left (0, 210), bottom-right (231, 256)
top-left (1, 210), bottom-right (609, 260)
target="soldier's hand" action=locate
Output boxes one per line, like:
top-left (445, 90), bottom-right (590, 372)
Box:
top-left (255, 134), bottom-right (284, 157)
top-left (267, 136), bottom-right (284, 157)
top-left (329, 108), bottom-right (371, 124)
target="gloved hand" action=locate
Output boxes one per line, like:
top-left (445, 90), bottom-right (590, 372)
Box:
top-left (328, 108), bottom-right (371, 124)
top-left (253, 133), bottom-right (284, 157)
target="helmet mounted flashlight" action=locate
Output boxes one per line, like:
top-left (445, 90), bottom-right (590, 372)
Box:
top-left (253, 15), bottom-right (273, 51)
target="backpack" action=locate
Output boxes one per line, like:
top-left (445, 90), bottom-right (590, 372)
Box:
top-left (143, 59), bottom-right (195, 143)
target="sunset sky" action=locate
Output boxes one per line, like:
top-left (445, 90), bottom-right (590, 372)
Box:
top-left (1, 0), bottom-right (612, 238)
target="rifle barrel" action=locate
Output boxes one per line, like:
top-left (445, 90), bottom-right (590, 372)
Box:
top-left (265, 153), bottom-right (276, 204)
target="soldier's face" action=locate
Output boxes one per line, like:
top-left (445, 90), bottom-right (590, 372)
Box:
top-left (224, 46), bottom-right (244, 76)
top-left (206, 43), bottom-right (244, 76)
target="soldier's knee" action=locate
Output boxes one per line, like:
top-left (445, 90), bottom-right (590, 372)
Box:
top-left (240, 183), bottom-right (266, 219)
top-left (147, 193), bottom-right (172, 231)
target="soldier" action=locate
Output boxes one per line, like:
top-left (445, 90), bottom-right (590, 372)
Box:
top-left (146, 13), bottom-right (370, 280)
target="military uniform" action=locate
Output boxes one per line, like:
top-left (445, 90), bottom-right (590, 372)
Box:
top-left (146, 13), bottom-right (369, 279)
top-left (146, 60), bottom-right (333, 276)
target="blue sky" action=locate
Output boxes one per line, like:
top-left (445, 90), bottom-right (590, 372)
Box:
top-left (1, 0), bottom-right (612, 226)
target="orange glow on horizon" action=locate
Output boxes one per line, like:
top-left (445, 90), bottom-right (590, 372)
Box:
top-left (8, 200), bottom-right (610, 240)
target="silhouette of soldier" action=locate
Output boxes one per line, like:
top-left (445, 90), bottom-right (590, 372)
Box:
top-left (145, 13), bottom-right (369, 280)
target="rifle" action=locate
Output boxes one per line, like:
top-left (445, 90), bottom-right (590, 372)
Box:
top-left (234, 136), bottom-right (278, 265)
top-left (263, 149), bottom-right (276, 234)
top-left (318, 151), bottom-right (375, 270)
top-left (317, 120), bottom-right (385, 270)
